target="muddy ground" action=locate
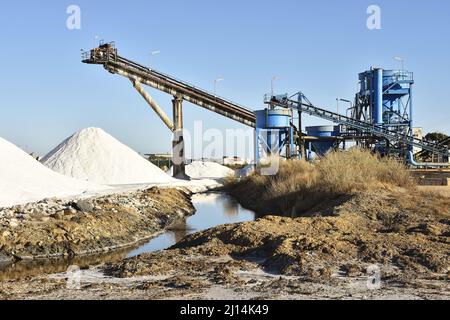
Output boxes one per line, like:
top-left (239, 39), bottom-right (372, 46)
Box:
top-left (0, 187), bottom-right (448, 300)
top-left (0, 188), bottom-right (194, 263)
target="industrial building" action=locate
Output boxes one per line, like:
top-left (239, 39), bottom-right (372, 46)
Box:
top-left (82, 42), bottom-right (449, 178)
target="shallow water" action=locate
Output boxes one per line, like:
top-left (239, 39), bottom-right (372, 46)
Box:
top-left (127, 193), bottom-right (255, 256)
top-left (0, 193), bottom-right (255, 280)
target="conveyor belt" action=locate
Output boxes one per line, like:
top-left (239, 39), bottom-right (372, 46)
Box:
top-left (82, 43), bottom-right (256, 127)
top-left (269, 96), bottom-right (449, 157)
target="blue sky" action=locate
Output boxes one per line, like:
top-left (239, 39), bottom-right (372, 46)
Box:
top-left (0, 0), bottom-right (449, 157)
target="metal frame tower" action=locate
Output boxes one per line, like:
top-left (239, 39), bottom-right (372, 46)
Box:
top-left (353, 67), bottom-right (415, 157)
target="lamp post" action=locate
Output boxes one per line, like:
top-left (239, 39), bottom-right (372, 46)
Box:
top-left (271, 76), bottom-right (279, 98)
top-left (393, 56), bottom-right (405, 73)
top-left (214, 77), bottom-right (224, 97)
top-left (149, 50), bottom-right (161, 68)
top-left (339, 98), bottom-right (353, 117)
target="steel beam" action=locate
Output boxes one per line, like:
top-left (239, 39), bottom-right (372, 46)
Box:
top-left (104, 64), bottom-right (256, 127)
top-left (131, 79), bottom-right (175, 131)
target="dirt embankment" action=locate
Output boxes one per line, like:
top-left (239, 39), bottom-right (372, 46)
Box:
top-left (99, 151), bottom-right (449, 298)
top-left (0, 188), bottom-right (448, 300)
top-left (105, 190), bottom-right (449, 281)
top-left (0, 188), bottom-right (195, 262)
top-left (224, 149), bottom-right (414, 216)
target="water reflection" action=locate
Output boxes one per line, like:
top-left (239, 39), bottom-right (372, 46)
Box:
top-left (0, 247), bottom-right (132, 281)
top-left (223, 197), bottom-right (239, 218)
top-left (126, 193), bottom-right (255, 257)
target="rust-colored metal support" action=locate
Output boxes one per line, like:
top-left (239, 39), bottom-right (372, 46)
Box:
top-left (172, 95), bottom-right (190, 180)
top-left (131, 79), bottom-right (175, 131)
top-left (83, 43), bottom-right (256, 128)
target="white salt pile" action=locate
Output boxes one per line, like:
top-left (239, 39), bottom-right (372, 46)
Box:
top-left (169, 161), bottom-right (235, 179)
top-left (41, 128), bottom-right (175, 185)
top-left (0, 137), bottom-right (105, 208)
top-left (186, 161), bottom-right (235, 179)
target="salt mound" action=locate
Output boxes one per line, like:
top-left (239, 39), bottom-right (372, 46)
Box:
top-left (0, 137), bottom-right (106, 208)
top-left (41, 128), bottom-right (175, 185)
top-left (169, 161), bottom-right (235, 179)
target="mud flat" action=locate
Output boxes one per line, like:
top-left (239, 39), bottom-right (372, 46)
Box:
top-left (0, 188), bottom-right (448, 300)
top-left (0, 188), bottom-right (194, 264)
top-left (98, 188), bottom-right (448, 299)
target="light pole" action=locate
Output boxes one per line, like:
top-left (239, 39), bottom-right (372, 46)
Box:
top-left (271, 76), bottom-right (279, 98)
top-left (149, 50), bottom-right (161, 68)
top-left (393, 56), bottom-right (405, 73)
top-left (339, 98), bottom-right (353, 116)
top-left (214, 77), bottom-right (224, 97)
top-left (94, 35), bottom-right (99, 48)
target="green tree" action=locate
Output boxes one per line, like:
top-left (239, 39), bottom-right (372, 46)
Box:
top-left (425, 132), bottom-right (449, 144)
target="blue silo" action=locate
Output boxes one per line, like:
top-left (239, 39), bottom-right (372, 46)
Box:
top-left (306, 125), bottom-right (341, 157)
top-left (254, 108), bottom-right (295, 163)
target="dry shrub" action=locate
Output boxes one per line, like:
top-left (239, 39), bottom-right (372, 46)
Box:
top-left (226, 148), bottom-right (413, 215)
top-left (265, 160), bottom-right (317, 197)
top-left (317, 148), bottom-right (413, 194)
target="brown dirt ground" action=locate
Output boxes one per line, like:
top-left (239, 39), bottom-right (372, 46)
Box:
top-left (0, 188), bottom-right (194, 262)
top-left (0, 187), bottom-right (448, 300)
top-left (106, 189), bottom-right (449, 283)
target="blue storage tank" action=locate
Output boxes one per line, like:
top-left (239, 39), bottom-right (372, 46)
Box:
top-left (306, 125), bottom-right (340, 156)
top-left (255, 109), bottom-right (291, 129)
top-left (254, 108), bottom-right (295, 162)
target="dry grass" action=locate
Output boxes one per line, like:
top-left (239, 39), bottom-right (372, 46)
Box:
top-left (226, 148), bottom-right (414, 216)
top-left (316, 148), bottom-right (412, 194)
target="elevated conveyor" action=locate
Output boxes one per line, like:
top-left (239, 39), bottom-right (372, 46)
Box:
top-left (82, 42), bottom-right (448, 164)
top-left (267, 94), bottom-right (449, 157)
top-left (82, 42), bottom-right (256, 127)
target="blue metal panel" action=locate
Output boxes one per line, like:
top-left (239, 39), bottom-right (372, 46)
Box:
top-left (255, 110), bottom-right (267, 129)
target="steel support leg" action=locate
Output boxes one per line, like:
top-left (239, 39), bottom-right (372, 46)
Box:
top-left (298, 111), bottom-right (305, 160)
top-left (131, 79), bottom-right (175, 131)
top-left (172, 95), bottom-right (190, 180)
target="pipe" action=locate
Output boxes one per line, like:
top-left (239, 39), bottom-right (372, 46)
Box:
top-left (374, 68), bottom-right (383, 125)
top-left (131, 79), bottom-right (175, 131)
top-left (405, 82), bottom-right (448, 167)
top-left (407, 151), bottom-right (449, 168)
top-left (409, 82), bottom-right (413, 141)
